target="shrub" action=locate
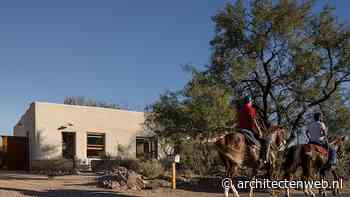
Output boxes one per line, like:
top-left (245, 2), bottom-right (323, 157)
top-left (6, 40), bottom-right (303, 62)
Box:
top-left (92, 154), bottom-right (141, 173)
top-left (159, 157), bottom-right (172, 171)
top-left (174, 141), bottom-right (223, 176)
top-left (119, 157), bottom-right (140, 172)
top-left (139, 159), bottom-right (164, 179)
top-left (31, 157), bottom-right (74, 176)
top-left (179, 169), bottom-right (194, 179)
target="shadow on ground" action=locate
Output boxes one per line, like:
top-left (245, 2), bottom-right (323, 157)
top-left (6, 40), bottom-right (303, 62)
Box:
top-left (0, 187), bottom-right (138, 197)
top-left (176, 176), bottom-right (262, 194)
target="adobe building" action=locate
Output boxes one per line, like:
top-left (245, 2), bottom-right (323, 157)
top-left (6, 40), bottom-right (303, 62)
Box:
top-left (13, 102), bottom-right (158, 169)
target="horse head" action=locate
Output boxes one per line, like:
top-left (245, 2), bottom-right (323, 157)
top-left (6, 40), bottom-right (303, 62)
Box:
top-left (269, 125), bottom-right (286, 149)
top-left (330, 135), bottom-right (347, 160)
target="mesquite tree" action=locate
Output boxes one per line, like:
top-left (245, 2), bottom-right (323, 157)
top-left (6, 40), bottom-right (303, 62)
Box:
top-left (209, 0), bottom-right (350, 130)
top-left (146, 0), bottom-right (350, 143)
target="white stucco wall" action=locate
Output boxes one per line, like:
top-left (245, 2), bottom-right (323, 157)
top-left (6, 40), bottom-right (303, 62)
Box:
top-left (14, 102), bottom-right (148, 165)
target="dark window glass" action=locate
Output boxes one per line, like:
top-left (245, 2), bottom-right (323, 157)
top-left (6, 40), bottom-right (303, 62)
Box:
top-left (87, 133), bottom-right (105, 158)
top-left (136, 137), bottom-right (158, 160)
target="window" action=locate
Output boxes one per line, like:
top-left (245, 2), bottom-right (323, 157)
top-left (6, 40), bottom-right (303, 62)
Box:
top-left (136, 136), bottom-right (158, 160)
top-left (87, 133), bottom-right (105, 158)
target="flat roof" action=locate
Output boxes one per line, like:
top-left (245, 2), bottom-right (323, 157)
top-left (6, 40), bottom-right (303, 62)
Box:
top-left (33, 101), bottom-right (144, 114)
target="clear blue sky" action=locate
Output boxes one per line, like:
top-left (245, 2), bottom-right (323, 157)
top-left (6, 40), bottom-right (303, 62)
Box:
top-left (0, 0), bottom-right (349, 135)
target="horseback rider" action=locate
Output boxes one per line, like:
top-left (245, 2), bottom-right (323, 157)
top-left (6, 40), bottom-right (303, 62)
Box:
top-left (306, 112), bottom-right (336, 169)
top-left (237, 96), bottom-right (270, 164)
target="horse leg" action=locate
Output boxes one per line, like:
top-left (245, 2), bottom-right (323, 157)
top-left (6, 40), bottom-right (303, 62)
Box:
top-left (267, 162), bottom-right (277, 197)
top-left (331, 169), bottom-right (340, 196)
top-left (220, 153), bottom-right (231, 197)
top-left (249, 176), bottom-right (255, 197)
top-left (230, 179), bottom-right (240, 197)
top-left (224, 160), bottom-right (240, 197)
top-left (284, 173), bottom-right (292, 197)
top-left (224, 158), bottom-right (231, 197)
top-left (304, 161), bottom-right (316, 197)
top-left (225, 186), bottom-right (230, 197)
top-left (302, 159), bottom-right (312, 197)
top-left (230, 164), bottom-right (240, 197)
top-left (283, 147), bottom-right (299, 197)
top-left (319, 169), bottom-right (327, 197)
top-left (249, 168), bottom-right (258, 197)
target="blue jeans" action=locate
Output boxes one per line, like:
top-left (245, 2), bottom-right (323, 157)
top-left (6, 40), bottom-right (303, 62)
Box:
top-left (241, 129), bottom-right (260, 146)
top-left (329, 147), bottom-right (336, 165)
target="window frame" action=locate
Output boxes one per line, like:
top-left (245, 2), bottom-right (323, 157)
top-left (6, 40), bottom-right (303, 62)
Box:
top-left (87, 132), bottom-right (105, 158)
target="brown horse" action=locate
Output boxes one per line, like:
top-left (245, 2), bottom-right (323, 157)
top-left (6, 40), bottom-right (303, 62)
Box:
top-left (283, 136), bottom-right (347, 197)
top-left (215, 125), bottom-right (285, 197)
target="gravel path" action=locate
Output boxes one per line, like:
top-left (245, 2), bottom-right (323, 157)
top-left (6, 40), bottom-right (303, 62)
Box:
top-left (0, 171), bottom-right (349, 197)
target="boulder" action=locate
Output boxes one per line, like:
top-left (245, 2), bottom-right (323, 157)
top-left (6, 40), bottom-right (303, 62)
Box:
top-left (97, 166), bottom-right (145, 190)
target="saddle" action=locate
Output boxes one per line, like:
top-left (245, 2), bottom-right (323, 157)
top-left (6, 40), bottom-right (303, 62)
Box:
top-left (308, 141), bottom-right (328, 158)
top-left (238, 129), bottom-right (261, 147)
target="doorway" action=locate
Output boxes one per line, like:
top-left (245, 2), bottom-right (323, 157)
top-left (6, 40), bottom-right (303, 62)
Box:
top-left (62, 132), bottom-right (76, 159)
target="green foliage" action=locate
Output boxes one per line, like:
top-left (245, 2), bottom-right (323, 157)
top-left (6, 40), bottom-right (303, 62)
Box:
top-left (31, 157), bottom-right (75, 176)
top-left (146, 0), bottom-right (350, 173)
top-left (92, 155), bottom-right (140, 173)
top-left (209, 0), bottom-right (350, 130)
top-left (145, 70), bottom-right (235, 143)
top-left (139, 160), bottom-right (164, 179)
top-left (319, 92), bottom-right (350, 135)
top-left (182, 142), bottom-right (222, 176)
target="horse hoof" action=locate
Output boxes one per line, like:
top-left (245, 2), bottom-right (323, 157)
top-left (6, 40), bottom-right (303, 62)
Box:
top-left (332, 191), bottom-right (336, 196)
top-left (322, 192), bottom-right (327, 197)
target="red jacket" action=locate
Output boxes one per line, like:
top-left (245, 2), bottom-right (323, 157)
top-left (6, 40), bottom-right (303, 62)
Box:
top-left (238, 103), bottom-right (257, 130)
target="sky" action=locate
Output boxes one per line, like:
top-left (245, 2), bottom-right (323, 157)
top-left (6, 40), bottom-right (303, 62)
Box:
top-left (0, 0), bottom-right (349, 135)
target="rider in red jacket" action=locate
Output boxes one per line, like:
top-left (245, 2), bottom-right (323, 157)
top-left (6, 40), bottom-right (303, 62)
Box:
top-left (238, 96), bottom-right (270, 165)
top-left (238, 96), bottom-right (262, 140)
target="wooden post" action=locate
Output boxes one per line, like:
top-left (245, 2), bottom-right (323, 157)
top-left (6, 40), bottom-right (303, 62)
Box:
top-left (172, 161), bottom-right (176, 190)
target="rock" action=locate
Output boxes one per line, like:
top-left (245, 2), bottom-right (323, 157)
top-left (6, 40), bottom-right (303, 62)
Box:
top-left (97, 166), bottom-right (145, 191)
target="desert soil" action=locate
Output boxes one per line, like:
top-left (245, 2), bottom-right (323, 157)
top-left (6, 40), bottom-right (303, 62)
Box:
top-left (0, 171), bottom-right (349, 197)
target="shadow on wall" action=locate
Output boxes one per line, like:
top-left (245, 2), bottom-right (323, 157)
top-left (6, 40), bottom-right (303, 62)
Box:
top-left (117, 131), bottom-right (139, 159)
top-left (31, 130), bottom-right (74, 171)
top-left (35, 130), bottom-right (59, 159)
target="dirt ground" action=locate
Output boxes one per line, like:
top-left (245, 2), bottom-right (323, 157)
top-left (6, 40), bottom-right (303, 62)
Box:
top-left (0, 171), bottom-right (349, 197)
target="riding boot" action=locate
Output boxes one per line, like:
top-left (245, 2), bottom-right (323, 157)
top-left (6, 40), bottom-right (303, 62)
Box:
top-left (328, 148), bottom-right (337, 169)
top-left (259, 140), bottom-right (266, 161)
top-left (264, 141), bottom-right (271, 163)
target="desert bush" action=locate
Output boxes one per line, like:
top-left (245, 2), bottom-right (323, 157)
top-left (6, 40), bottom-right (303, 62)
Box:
top-left (119, 157), bottom-right (141, 172)
top-left (191, 143), bottom-right (223, 175)
top-left (159, 157), bottom-right (173, 171)
top-left (31, 157), bottom-right (74, 176)
top-left (174, 141), bottom-right (223, 176)
top-left (179, 169), bottom-right (194, 179)
top-left (139, 159), bottom-right (164, 179)
top-left (92, 154), bottom-right (140, 173)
